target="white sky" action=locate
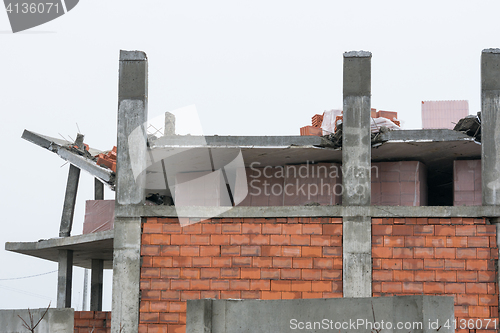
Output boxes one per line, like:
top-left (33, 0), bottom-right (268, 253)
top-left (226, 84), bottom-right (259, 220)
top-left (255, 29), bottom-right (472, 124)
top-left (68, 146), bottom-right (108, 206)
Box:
top-left (0, 0), bottom-right (498, 310)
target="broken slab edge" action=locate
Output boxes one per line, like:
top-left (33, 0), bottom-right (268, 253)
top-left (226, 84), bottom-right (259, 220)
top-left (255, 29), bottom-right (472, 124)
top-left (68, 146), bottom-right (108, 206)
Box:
top-left (482, 48), bottom-right (500, 54)
top-left (120, 50), bottom-right (147, 61)
top-left (344, 50), bottom-right (372, 58)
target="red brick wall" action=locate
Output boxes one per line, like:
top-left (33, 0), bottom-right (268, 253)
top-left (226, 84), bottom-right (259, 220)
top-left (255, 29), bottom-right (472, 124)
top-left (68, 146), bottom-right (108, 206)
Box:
top-left (139, 217), bottom-right (343, 333)
top-left (372, 217), bottom-right (498, 333)
top-left (74, 311), bottom-right (111, 333)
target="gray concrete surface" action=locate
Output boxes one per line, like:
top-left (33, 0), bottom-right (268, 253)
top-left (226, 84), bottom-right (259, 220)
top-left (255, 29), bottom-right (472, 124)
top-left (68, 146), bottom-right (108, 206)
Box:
top-left (481, 49), bottom-right (500, 206)
top-left (0, 308), bottom-right (74, 333)
top-left (342, 51), bottom-right (372, 297)
top-left (57, 250), bottom-right (73, 308)
top-left (111, 50), bottom-right (148, 333)
top-left (187, 295), bottom-right (454, 333)
top-left (91, 259), bottom-right (104, 311)
top-left (59, 164), bottom-right (80, 237)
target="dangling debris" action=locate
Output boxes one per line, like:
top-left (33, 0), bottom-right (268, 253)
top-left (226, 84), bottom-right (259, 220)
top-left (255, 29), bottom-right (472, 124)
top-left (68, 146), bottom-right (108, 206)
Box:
top-left (453, 112), bottom-right (481, 142)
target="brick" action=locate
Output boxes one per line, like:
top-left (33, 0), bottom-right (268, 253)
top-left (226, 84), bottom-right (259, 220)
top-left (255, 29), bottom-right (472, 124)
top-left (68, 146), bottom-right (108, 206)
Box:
top-left (200, 290), bottom-right (219, 299)
top-left (141, 245), bottom-right (160, 256)
top-left (291, 281), bottom-right (312, 292)
top-left (250, 235), bottom-right (270, 245)
top-left (446, 237), bottom-right (468, 248)
top-left (151, 279), bottom-right (170, 290)
top-left (221, 268), bottom-right (240, 279)
top-left (250, 280), bottom-right (270, 290)
top-left (230, 279), bottom-right (250, 290)
top-left (260, 291), bottom-right (282, 300)
top-left (478, 271), bottom-right (496, 282)
top-left (477, 248), bottom-right (491, 259)
top-left (301, 246), bottom-right (321, 257)
top-left (282, 291), bottom-right (302, 299)
top-left (393, 248), bottom-right (413, 259)
top-left (381, 282), bottom-right (402, 293)
top-left (477, 225), bottom-right (496, 236)
top-left (372, 225), bottom-right (392, 235)
top-left (180, 246), bottom-right (199, 256)
top-left (384, 236), bottom-right (404, 247)
top-left (242, 223), bottom-right (261, 234)
top-left (392, 225), bottom-right (413, 236)
top-left (290, 235), bottom-right (310, 245)
top-left (425, 236), bottom-right (446, 247)
top-left (423, 282), bottom-right (445, 293)
top-left (435, 248), bottom-right (456, 259)
top-left (262, 246), bottom-right (281, 257)
top-left (281, 269), bottom-right (301, 280)
top-left (393, 270), bottom-right (413, 282)
top-left (150, 234), bottom-right (171, 245)
top-left (405, 236), bottom-right (425, 247)
top-left (273, 257), bottom-right (292, 268)
top-left (456, 225), bottom-right (476, 236)
top-left (301, 269), bottom-right (321, 280)
top-left (435, 270), bottom-right (456, 282)
top-left (262, 223), bottom-right (281, 234)
top-left (323, 224), bottom-right (342, 235)
top-left (435, 225), bottom-right (456, 236)
top-left (202, 223), bottom-right (221, 234)
top-left (282, 224), bottom-right (302, 234)
top-left (200, 268), bottom-right (220, 279)
top-left (221, 246), bottom-right (240, 256)
top-left (413, 225), bottom-right (434, 235)
top-left (230, 234), bottom-right (251, 245)
top-left (468, 236), bottom-right (490, 247)
top-left (313, 258), bottom-right (334, 269)
top-left (161, 290), bottom-right (180, 301)
top-left (271, 280), bottom-right (291, 291)
top-left (414, 248), bottom-right (434, 258)
top-left (402, 282), bottom-right (423, 293)
top-left (180, 291), bottom-right (201, 300)
top-left (466, 282), bottom-right (488, 294)
top-left (241, 290), bottom-right (261, 299)
top-left (469, 306), bottom-right (490, 318)
top-left (466, 259), bottom-right (488, 271)
top-left (180, 268), bottom-right (200, 279)
top-left (293, 258), bottom-right (313, 268)
top-left (221, 224), bottom-right (241, 234)
top-left (424, 259), bottom-right (444, 269)
top-left (479, 295), bottom-right (498, 306)
top-left (402, 259), bottom-right (423, 270)
top-left (372, 236), bottom-right (383, 246)
top-left (457, 270), bottom-right (477, 282)
top-left (457, 294), bottom-right (479, 306)
top-left (170, 235), bottom-right (191, 245)
top-left (261, 268), bottom-right (280, 279)
top-left (163, 223), bottom-right (182, 234)
top-left (414, 270), bottom-right (435, 282)
top-left (143, 223), bottom-right (163, 234)
top-left (172, 256), bottom-right (192, 267)
top-left (211, 235), bottom-right (230, 245)
top-left (301, 292), bottom-right (323, 299)
top-left (322, 247), bottom-right (341, 257)
top-left (159, 313), bottom-right (180, 323)
top-left (190, 235), bottom-right (210, 245)
top-left (270, 235), bottom-right (291, 245)
top-left (381, 259), bottom-right (402, 270)
top-left (221, 291), bottom-right (241, 299)
top-left (310, 235), bottom-right (330, 246)
top-left (232, 257), bottom-right (252, 267)
top-left (373, 270), bottom-right (392, 281)
top-left (303, 224), bottom-right (323, 235)
top-left (212, 257), bottom-right (231, 267)
top-left (141, 267), bottom-right (160, 278)
top-left (321, 270), bottom-right (341, 280)
top-left (200, 246), bottom-right (220, 257)
top-left (445, 282), bottom-right (465, 294)
top-left (170, 280), bottom-right (190, 290)
top-left (240, 268), bottom-right (261, 279)
top-left (282, 246), bottom-right (302, 257)
top-left (150, 301), bottom-right (169, 312)
top-left (444, 259), bottom-right (465, 270)
top-left (241, 246), bottom-right (261, 257)
top-left (169, 301), bottom-right (187, 312)
top-left (253, 257), bottom-right (273, 268)
top-left (161, 246), bottom-right (180, 256)
top-left (210, 280), bottom-right (230, 290)
top-left (311, 281), bottom-right (332, 292)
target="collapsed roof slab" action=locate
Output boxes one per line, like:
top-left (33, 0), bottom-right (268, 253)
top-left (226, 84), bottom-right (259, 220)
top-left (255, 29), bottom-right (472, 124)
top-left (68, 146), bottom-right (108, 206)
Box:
top-left (5, 230), bottom-right (114, 269)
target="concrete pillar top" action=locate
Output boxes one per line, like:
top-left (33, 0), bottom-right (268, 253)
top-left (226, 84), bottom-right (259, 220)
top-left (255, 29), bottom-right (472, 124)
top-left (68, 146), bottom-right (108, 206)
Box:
top-left (344, 50), bottom-right (372, 58)
top-left (483, 48), bottom-right (500, 54)
top-left (120, 50), bottom-right (147, 61)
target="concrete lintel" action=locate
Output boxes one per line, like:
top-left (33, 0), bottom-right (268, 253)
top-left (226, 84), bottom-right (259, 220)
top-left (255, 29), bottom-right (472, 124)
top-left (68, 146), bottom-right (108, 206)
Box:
top-left (120, 50), bottom-right (147, 61)
top-left (57, 249), bottom-right (73, 308)
top-left (115, 204), bottom-right (500, 218)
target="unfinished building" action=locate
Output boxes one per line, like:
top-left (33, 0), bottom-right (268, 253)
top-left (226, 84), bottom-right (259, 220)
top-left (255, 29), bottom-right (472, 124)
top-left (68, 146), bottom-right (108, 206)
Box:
top-left (4, 49), bottom-right (500, 333)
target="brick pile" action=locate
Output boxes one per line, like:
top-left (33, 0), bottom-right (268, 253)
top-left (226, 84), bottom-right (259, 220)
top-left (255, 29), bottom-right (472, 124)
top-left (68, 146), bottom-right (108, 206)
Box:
top-left (300, 114), bottom-right (324, 136)
top-left (139, 217), bottom-right (343, 333)
top-left (372, 217), bottom-right (498, 333)
top-left (454, 160), bottom-right (482, 206)
top-left (96, 146), bottom-right (117, 172)
top-left (74, 311), bottom-right (111, 333)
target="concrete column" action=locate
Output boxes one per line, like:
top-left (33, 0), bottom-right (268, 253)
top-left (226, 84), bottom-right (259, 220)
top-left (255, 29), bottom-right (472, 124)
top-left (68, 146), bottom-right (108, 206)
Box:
top-left (90, 259), bottom-right (104, 311)
top-left (481, 49), bottom-right (500, 206)
top-left (111, 50), bottom-right (148, 333)
top-left (94, 178), bottom-right (104, 200)
top-left (57, 249), bottom-right (73, 308)
top-left (59, 164), bottom-right (80, 237)
top-left (342, 51), bottom-right (372, 298)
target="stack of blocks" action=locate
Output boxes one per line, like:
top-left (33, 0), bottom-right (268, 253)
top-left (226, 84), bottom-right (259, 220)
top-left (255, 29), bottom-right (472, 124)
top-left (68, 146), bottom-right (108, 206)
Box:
top-left (454, 160), bottom-right (482, 206)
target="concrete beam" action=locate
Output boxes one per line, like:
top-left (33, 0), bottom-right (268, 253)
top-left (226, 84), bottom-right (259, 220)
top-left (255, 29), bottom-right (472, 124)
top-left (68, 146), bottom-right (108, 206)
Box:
top-left (112, 50), bottom-right (148, 333)
top-left (57, 249), bottom-right (73, 308)
top-left (59, 164), bottom-right (80, 237)
top-left (90, 259), bottom-right (104, 311)
top-left (481, 49), bottom-right (500, 206)
top-left (342, 51), bottom-right (372, 298)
